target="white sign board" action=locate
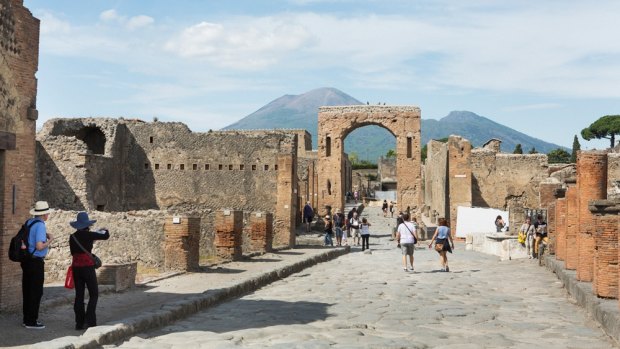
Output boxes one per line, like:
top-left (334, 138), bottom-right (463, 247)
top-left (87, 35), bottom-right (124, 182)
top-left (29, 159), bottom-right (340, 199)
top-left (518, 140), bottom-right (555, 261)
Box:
top-left (455, 206), bottom-right (509, 238)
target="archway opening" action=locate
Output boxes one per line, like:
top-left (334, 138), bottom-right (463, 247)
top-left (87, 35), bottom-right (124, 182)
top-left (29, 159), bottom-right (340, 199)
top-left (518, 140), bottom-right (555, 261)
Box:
top-left (343, 124), bottom-right (397, 204)
top-left (51, 126), bottom-right (106, 155)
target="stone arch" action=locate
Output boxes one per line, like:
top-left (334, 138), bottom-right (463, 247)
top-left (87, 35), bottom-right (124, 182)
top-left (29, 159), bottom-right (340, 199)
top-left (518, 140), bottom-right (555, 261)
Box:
top-left (317, 106), bottom-right (422, 215)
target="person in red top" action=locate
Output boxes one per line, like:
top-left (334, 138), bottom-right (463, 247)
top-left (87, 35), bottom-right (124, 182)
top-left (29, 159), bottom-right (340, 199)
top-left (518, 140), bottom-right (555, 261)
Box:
top-left (69, 212), bottom-right (110, 330)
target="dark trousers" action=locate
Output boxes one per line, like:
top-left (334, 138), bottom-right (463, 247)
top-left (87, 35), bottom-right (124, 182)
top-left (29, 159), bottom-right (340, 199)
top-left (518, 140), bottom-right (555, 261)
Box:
top-left (73, 266), bottom-right (99, 327)
top-left (21, 258), bottom-right (44, 325)
top-left (361, 235), bottom-right (370, 250)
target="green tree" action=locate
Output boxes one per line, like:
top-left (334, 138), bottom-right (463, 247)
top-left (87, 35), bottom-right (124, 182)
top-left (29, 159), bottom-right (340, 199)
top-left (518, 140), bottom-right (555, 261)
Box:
top-left (581, 115), bottom-right (620, 148)
top-left (513, 144), bottom-right (523, 154)
top-left (547, 148), bottom-right (571, 164)
top-left (571, 135), bottom-right (581, 163)
top-left (528, 147), bottom-right (538, 154)
top-left (348, 152), bottom-right (359, 165)
top-left (385, 149), bottom-right (396, 158)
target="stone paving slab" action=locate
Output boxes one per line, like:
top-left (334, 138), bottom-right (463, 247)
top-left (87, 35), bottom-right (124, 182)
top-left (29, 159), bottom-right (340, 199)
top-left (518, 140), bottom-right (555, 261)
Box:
top-left (114, 206), bottom-right (618, 349)
top-left (0, 246), bottom-right (349, 348)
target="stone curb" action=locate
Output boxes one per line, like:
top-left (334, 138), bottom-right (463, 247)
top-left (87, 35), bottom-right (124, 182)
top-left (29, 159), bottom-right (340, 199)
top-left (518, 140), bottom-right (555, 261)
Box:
top-left (545, 256), bottom-right (620, 343)
top-left (32, 246), bottom-right (350, 349)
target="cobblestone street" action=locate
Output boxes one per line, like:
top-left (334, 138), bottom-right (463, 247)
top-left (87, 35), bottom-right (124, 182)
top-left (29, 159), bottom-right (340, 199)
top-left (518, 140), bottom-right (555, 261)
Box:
top-left (114, 206), bottom-right (616, 349)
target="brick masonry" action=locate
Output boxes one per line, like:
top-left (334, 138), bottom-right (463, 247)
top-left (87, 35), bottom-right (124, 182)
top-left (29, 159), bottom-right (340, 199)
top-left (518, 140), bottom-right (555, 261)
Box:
top-left (0, 0), bottom-right (39, 311)
top-left (565, 183), bottom-right (579, 270)
top-left (589, 201), bottom-right (619, 299)
top-left (249, 212), bottom-right (273, 253)
top-left (214, 210), bottom-right (243, 261)
top-left (164, 215), bottom-right (200, 271)
top-left (448, 136), bottom-right (472, 234)
top-left (555, 197), bottom-right (567, 261)
top-left (577, 151), bottom-right (608, 282)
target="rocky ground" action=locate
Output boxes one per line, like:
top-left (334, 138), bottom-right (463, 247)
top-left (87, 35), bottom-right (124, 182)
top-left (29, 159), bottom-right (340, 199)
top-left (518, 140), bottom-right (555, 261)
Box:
top-left (114, 206), bottom-right (617, 349)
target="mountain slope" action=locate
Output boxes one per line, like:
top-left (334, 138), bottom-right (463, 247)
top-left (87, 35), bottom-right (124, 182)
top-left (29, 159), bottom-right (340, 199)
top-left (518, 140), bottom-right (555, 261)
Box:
top-left (223, 88), bottom-right (565, 161)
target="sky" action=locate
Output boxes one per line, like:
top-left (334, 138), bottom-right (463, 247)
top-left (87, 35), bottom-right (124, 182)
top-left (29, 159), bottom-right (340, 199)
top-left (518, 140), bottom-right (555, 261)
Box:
top-left (23, 0), bottom-right (620, 150)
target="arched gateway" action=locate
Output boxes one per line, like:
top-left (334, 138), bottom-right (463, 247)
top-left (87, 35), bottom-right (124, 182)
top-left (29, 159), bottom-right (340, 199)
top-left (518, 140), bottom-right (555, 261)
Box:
top-left (317, 106), bottom-right (422, 214)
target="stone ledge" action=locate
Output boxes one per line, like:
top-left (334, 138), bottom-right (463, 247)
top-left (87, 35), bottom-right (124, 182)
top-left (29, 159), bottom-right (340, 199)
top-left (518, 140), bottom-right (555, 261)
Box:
top-left (33, 246), bottom-right (350, 349)
top-left (545, 256), bottom-right (620, 343)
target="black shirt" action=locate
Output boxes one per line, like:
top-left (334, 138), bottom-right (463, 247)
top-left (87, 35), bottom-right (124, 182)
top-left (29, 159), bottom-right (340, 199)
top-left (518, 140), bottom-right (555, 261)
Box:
top-left (69, 229), bottom-right (110, 255)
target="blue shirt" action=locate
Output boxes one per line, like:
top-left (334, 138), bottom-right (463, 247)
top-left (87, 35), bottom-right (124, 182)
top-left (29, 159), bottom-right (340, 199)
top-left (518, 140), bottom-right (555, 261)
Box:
top-left (26, 218), bottom-right (48, 258)
top-left (437, 226), bottom-right (450, 239)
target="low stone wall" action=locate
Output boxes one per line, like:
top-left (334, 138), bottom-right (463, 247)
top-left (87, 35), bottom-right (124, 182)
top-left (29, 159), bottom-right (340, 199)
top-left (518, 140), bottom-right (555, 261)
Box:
top-left (43, 210), bottom-right (166, 281)
top-left (466, 232), bottom-right (528, 261)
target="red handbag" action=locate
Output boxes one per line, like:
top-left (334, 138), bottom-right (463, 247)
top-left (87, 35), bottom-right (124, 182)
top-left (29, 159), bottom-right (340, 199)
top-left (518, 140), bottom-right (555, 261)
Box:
top-left (64, 266), bottom-right (74, 289)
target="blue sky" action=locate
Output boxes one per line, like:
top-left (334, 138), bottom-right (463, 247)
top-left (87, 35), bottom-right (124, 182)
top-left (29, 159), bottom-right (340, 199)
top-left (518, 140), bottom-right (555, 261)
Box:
top-left (24, 0), bottom-right (620, 150)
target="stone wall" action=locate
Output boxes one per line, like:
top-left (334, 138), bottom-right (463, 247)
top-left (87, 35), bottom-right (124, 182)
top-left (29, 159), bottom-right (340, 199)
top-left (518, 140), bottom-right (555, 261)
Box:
top-left (378, 156), bottom-right (397, 189)
top-left (423, 140), bottom-right (448, 222)
top-left (608, 153), bottom-right (620, 200)
top-left (0, 0), bottom-right (39, 311)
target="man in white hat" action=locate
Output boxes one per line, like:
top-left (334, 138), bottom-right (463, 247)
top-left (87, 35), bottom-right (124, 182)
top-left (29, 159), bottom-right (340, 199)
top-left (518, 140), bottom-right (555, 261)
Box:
top-left (21, 201), bottom-right (53, 329)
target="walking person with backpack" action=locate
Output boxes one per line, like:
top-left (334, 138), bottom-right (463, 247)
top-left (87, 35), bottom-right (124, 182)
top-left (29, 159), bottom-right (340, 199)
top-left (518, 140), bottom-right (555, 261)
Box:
top-left (428, 218), bottom-right (455, 272)
top-left (21, 201), bottom-right (53, 329)
top-left (396, 213), bottom-right (418, 271)
top-left (349, 212), bottom-right (362, 246)
top-left (69, 211), bottom-right (110, 330)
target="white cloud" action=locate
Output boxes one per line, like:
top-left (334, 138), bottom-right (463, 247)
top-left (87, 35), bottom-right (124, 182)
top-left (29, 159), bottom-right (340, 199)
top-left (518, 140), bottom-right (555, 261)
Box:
top-left (126, 15), bottom-right (154, 30)
top-left (100, 9), bottom-right (121, 22)
top-left (502, 103), bottom-right (562, 113)
top-left (39, 12), bottom-right (71, 35)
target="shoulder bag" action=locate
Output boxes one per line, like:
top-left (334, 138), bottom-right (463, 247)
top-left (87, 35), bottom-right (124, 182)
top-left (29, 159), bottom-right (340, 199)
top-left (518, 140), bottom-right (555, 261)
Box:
top-left (71, 234), bottom-right (102, 269)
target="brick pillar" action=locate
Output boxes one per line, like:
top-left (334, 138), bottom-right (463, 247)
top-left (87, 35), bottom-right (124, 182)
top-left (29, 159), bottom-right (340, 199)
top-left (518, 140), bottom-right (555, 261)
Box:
top-left (555, 198), bottom-right (567, 261)
top-left (249, 212), bottom-right (273, 253)
top-left (565, 181), bottom-right (579, 270)
top-left (215, 210), bottom-right (243, 261)
top-left (577, 151), bottom-right (608, 281)
top-left (589, 200), bottom-right (620, 299)
top-left (547, 201), bottom-right (557, 255)
top-left (164, 216), bottom-right (200, 271)
top-left (448, 136), bottom-right (472, 235)
top-left (275, 153), bottom-right (297, 248)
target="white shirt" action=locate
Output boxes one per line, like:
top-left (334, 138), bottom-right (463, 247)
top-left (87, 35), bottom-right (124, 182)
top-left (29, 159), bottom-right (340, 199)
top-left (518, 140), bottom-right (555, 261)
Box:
top-left (361, 223), bottom-right (370, 235)
top-left (398, 222), bottom-right (416, 244)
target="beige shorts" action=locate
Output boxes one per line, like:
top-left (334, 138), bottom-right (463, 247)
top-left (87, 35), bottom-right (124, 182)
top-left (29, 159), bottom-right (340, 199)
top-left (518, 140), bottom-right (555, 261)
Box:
top-left (351, 228), bottom-right (360, 238)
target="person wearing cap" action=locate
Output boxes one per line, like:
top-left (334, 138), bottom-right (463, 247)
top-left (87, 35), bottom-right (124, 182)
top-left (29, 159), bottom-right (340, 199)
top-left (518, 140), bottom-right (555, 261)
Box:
top-left (69, 212), bottom-right (110, 330)
top-left (22, 201), bottom-right (53, 329)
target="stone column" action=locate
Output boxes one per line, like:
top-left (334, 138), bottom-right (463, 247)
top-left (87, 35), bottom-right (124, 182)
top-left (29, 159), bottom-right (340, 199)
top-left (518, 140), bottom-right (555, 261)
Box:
top-left (589, 200), bottom-right (620, 299)
top-left (164, 216), bottom-right (200, 271)
top-left (448, 136), bottom-right (472, 235)
top-left (215, 210), bottom-right (243, 261)
top-left (555, 191), bottom-right (567, 261)
top-left (565, 180), bottom-right (579, 270)
top-left (275, 153), bottom-right (297, 248)
top-left (249, 212), bottom-right (273, 253)
top-left (547, 201), bottom-right (557, 255)
top-left (577, 151), bottom-right (608, 282)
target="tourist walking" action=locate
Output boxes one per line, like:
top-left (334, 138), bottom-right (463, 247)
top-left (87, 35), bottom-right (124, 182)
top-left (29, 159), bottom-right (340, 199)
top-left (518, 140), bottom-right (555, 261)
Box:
top-left (334, 208), bottom-right (345, 246)
top-left (389, 201), bottom-right (395, 217)
top-left (382, 200), bottom-right (388, 217)
top-left (21, 201), bottom-right (53, 329)
top-left (347, 207), bottom-right (357, 239)
top-left (495, 215), bottom-right (505, 232)
top-left (69, 212), bottom-right (110, 330)
top-left (360, 218), bottom-right (372, 251)
top-left (303, 202), bottom-right (314, 233)
top-left (323, 215), bottom-right (333, 247)
top-left (349, 212), bottom-right (361, 246)
top-left (519, 217), bottom-right (535, 258)
top-left (396, 213), bottom-right (418, 271)
top-left (533, 214), bottom-right (548, 258)
top-left (354, 190), bottom-right (359, 204)
top-left (429, 218), bottom-right (454, 272)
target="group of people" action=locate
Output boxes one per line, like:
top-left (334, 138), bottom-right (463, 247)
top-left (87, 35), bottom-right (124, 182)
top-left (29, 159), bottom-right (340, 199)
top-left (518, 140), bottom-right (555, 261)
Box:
top-left (395, 213), bottom-right (455, 272)
top-left (381, 200), bottom-right (395, 218)
top-left (321, 207), bottom-right (372, 251)
top-left (19, 201), bottom-right (109, 330)
top-left (518, 214), bottom-right (548, 259)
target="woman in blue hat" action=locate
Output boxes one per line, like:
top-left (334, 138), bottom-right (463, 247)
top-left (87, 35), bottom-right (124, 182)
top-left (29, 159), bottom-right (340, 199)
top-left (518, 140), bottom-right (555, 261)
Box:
top-left (68, 212), bottom-right (110, 330)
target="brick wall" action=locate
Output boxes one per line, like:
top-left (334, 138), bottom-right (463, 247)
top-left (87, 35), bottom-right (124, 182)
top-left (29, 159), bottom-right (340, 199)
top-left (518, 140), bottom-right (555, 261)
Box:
top-left (590, 201), bottom-right (619, 299)
top-left (249, 212), bottom-right (273, 253)
top-left (163, 215), bottom-right (200, 271)
top-left (0, 0), bottom-right (39, 311)
top-left (555, 198), bottom-right (567, 260)
top-left (565, 183), bottom-right (579, 270)
top-left (214, 210), bottom-right (243, 261)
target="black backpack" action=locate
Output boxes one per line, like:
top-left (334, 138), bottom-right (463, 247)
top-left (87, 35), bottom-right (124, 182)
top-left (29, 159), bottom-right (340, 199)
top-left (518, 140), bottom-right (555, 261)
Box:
top-left (8, 220), bottom-right (40, 262)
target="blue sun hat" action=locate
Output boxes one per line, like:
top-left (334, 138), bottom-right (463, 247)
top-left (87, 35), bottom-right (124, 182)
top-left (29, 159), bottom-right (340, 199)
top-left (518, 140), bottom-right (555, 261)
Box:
top-left (70, 211), bottom-right (97, 230)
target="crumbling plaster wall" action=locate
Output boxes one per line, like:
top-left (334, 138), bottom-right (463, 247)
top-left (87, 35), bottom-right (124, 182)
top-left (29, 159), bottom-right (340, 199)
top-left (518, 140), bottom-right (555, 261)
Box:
top-left (471, 150), bottom-right (548, 210)
top-left (424, 140), bottom-right (448, 221)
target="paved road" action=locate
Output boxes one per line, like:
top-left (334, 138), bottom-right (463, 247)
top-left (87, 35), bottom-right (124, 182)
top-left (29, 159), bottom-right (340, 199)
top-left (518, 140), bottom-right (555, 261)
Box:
top-left (115, 206), bottom-right (616, 348)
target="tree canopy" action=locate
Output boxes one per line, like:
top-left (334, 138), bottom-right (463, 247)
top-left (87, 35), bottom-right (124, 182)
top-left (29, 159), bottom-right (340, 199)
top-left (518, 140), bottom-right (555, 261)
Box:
top-left (528, 147), bottom-right (538, 154)
top-left (386, 149), bottom-right (396, 158)
top-left (571, 135), bottom-right (580, 163)
top-left (581, 115), bottom-right (620, 148)
top-left (513, 144), bottom-right (523, 154)
top-left (547, 148), bottom-right (571, 164)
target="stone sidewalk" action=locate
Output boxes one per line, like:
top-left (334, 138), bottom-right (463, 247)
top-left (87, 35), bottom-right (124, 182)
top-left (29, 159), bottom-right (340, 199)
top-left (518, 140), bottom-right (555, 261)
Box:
top-left (0, 246), bottom-right (349, 348)
top-left (115, 206), bottom-right (617, 349)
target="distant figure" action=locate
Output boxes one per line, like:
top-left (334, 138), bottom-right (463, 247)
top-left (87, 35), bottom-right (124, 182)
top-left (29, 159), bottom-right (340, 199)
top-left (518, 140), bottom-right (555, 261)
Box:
top-left (323, 215), bottom-right (333, 247)
top-left (360, 218), bottom-right (372, 251)
top-left (349, 212), bottom-right (361, 246)
top-left (303, 202), bottom-right (314, 233)
top-left (389, 201), bottom-right (395, 217)
top-left (396, 213), bottom-right (418, 272)
top-left (534, 214), bottom-right (548, 258)
top-left (495, 215), bottom-right (505, 232)
top-left (428, 218), bottom-right (454, 272)
top-left (382, 200), bottom-right (388, 217)
top-left (519, 217), bottom-right (535, 259)
top-left (354, 190), bottom-right (359, 204)
top-left (333, 208), bottom-right (345, 247)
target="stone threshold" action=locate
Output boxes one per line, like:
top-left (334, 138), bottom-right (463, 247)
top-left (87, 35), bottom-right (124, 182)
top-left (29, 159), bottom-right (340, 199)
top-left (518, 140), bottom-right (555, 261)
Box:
top-left (545, 256), bottom-right (620, 344)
